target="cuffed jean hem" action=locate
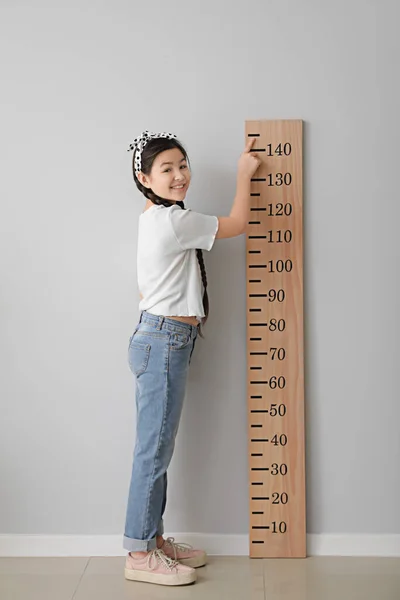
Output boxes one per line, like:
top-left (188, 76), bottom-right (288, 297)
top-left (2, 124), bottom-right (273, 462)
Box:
top-left (123, 519), bottom-right (164, 552)
top-left (123, 534), bottom-right (157, 552)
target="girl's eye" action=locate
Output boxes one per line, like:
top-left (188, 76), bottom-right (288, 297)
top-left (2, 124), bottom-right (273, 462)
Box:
top-left (163, 165), bottom-right (187, 173)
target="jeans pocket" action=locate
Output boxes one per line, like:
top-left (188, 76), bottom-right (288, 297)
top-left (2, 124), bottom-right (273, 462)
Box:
top-left (128, 339), bottom-right (151, 377)
top-left (169, 330), bottom-right (192, 350)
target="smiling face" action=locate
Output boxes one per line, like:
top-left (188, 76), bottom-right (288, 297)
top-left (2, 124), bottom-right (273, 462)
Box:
top-left (137, 147), bottom-right (191, 202)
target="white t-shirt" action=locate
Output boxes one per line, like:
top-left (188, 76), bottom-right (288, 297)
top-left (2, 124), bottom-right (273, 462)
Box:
top-left (137, 203), bottom-right (219, 322)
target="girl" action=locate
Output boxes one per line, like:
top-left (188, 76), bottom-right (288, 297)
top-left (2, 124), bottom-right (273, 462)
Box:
top-left (123, 130), bottom-right (260, 586)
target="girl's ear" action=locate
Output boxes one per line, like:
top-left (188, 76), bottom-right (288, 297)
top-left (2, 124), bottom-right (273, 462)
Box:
top-left (137, 172), bottom-right (150, 188)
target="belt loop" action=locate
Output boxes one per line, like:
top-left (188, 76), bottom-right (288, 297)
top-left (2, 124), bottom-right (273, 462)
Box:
top-left (156, 316), bottom-right (165, 330)
top-left (139, 311), bottom-right (143, 323)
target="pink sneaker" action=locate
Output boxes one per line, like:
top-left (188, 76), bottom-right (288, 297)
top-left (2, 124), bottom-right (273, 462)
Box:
top-left (124, 548), bottom-right (197, 586)
top-left (159, 536), bottom-right (208, 568)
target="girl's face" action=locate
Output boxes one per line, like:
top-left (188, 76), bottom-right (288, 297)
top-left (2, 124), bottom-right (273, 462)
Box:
top-left (138, 147), bottom-right (191, 202)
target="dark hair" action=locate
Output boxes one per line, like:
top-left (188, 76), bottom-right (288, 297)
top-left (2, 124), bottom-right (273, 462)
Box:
top-left (132, 137), bottom-right (209, 339)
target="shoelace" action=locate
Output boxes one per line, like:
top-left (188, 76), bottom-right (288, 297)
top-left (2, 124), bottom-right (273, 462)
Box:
top-left (147, 548), bottom-right (180, 571)
top-left (164, 536), bottom-right (194, 560)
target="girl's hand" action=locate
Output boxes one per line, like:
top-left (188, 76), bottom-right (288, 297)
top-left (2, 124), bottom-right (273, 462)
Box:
top-left (237, 137), bottom-right (261, 179)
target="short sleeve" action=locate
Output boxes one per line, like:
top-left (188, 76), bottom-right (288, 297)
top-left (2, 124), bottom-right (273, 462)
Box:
top-left (169, 206), bottom-right (219, 251)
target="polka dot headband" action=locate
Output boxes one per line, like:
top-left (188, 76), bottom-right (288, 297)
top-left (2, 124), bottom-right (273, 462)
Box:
top-left (127, 130), bottom-right (177, 175)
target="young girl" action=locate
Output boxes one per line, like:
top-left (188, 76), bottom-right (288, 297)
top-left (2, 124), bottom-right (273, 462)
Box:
top-left (123, 130), bottom-right (260, 586)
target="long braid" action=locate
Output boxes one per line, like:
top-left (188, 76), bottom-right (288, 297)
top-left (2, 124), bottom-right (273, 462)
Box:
top-left (136, 182), bottom-right (209, 338)
top-left (177, 201), bottom-right (210, 339)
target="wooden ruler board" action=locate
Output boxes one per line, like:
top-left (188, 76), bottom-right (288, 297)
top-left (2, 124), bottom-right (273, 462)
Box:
top-left (246, 120), bottom-right (306, 558)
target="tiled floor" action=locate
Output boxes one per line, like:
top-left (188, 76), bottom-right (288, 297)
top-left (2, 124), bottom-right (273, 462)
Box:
top-left (0, 555), bottom-right (399, 599)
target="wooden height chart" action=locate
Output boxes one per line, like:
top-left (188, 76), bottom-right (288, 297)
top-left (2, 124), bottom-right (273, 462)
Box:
top-left (246, 120), bottom-right (306, 558)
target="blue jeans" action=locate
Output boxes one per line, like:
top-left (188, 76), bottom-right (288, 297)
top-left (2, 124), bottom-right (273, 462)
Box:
top-left (123, 310), bottom-right (198, 552)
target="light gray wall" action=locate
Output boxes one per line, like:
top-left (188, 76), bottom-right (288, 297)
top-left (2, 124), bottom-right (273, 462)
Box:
top-left (0, 0), bottom-right (398, 547)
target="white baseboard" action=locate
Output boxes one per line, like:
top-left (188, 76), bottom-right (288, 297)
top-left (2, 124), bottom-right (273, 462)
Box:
top-left (0, 533), bottom-right (399, 557)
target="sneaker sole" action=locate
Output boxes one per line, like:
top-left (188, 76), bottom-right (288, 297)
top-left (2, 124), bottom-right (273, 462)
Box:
top-left (124, 567), bottom-right (197, 586)
top-left (177, 554), bottom-right (207, 568)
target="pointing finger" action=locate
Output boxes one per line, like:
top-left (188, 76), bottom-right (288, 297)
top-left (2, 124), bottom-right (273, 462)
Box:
top-left (245, 137), bottom-right (256, 152)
